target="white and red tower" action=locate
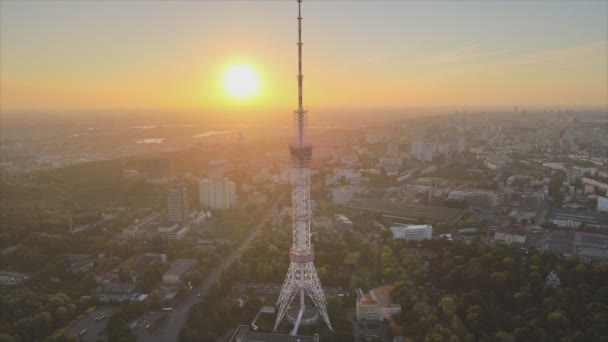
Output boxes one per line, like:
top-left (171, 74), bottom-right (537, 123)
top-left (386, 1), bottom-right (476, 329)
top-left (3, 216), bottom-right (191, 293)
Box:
top-left (274, 0), bottom-right (333, 335)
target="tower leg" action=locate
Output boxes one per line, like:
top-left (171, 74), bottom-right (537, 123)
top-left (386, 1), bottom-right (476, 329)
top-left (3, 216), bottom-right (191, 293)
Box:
top-left (304, 262), bottom-right (333, 332)
top-left (274, 263), bottom-right (299, 332)
top-left (274, 262), bottom-right (333, 334)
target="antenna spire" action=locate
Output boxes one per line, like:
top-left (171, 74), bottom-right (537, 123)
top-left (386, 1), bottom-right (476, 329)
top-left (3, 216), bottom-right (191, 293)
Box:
top-left (297, 0), bottom-right (303, 110)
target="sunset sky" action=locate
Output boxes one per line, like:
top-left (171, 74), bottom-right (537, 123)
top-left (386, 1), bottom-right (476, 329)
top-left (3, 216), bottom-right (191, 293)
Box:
top-left (1, 0), bottom-right (607, 112)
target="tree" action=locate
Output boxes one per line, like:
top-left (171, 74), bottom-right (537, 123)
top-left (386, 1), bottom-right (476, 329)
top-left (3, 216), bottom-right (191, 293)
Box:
top-left (54, 306), bottom-right (70, 324)
top-left (425, 332), bottom-right (444, 342)
top-left (0, 334), bottom-right (15, 342)
top-left (438, 297), bottom-right (456, 317)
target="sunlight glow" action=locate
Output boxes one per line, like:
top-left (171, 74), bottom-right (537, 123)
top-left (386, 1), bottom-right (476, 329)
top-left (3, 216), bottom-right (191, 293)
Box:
top-left (224, 64), bottom-right (259, 99)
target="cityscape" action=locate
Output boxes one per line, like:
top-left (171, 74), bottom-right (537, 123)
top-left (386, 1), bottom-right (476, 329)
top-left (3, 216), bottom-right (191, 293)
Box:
top-left (1, 1), bottom-right (607, 342)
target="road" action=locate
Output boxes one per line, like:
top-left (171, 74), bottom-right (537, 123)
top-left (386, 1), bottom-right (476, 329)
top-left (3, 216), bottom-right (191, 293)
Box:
top-left (67, 307), bottom-right (119, 342)
top-left (137, 196), bottom-right (284, 342)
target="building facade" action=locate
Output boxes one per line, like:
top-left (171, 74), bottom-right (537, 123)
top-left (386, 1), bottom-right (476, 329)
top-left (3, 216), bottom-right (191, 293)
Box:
top-left (390, 224), bottom-right (433, 241)
top-left (598, 196), bottom-right (608, 213)
top-left (411, 141), bottom-right (434, 162)
top-left (332, 186), bottom-right (355, 205)
top-left (162, 258), bottom-right (197, 285)
top-left (356, 287), bottom-right (401, 321)
top-left (199, 177), bottom-right (237, 210)
top-left (167, 182), bottom-right (189, 223)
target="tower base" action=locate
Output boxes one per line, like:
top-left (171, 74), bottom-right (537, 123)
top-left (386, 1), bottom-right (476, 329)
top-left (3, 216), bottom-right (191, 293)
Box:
top-left (274, 261), bottom-right (333, 333)
top-left (287, 306), bottom-right (319, 326)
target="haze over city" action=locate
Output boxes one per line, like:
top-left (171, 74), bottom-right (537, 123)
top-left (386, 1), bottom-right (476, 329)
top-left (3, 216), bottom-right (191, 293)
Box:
top-left (0, 1), bottom-right (607, 342)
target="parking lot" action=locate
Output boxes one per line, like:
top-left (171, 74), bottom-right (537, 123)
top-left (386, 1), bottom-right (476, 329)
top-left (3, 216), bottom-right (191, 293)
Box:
top-left (67, 307), bottom-right (119, 341)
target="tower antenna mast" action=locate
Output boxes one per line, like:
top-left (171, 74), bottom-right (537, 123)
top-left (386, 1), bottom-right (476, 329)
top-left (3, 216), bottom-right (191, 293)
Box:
top-left (274, 0), bottom-right (333, 334)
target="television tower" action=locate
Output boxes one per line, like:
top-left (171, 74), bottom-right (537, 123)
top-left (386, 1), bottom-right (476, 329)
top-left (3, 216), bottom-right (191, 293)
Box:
top-left (274, 0), bottom-right (333, 334)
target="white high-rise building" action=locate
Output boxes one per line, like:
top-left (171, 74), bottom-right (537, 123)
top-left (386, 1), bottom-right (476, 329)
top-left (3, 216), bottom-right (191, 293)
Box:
top-left (390, 224), bottom-right (433, 241)
top-left (411, 141), bottom-right (434, 161)
top-left (199, 178), bottom-right (237, 210)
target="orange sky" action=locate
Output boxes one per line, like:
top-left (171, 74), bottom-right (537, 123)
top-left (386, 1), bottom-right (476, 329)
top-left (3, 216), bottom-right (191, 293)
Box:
top-left (1, 1), bottom-right (607, 112)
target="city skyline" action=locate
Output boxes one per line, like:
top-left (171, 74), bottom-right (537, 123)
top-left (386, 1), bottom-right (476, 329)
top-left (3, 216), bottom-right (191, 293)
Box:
top-left (1, 0), bottom-right (607, 112)
top-left (1, 1), bottom-right (608, 342)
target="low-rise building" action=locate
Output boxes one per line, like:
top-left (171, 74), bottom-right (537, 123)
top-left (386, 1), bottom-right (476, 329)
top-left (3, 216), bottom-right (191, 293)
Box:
top-left (116, 253), bottom-right (162, 283)
top-left (521, 194), bottom-right (543, 212)
top-left (158, 223), bottom-right (190, 240)
top-left (334, 168), bottom-right (362, 185)
top-left (356, 286), bottom-right (401, 321)
top-left (494, 226), bottom-right (527, 246)
top-left (332, 186), bottom-right (356, 205)
top-left (390, 224), bottom-right (433, 241)
top-left (582, 177), bottom-right (608, 195)
top-left (448, 190), bottom-right (498, 208)
top-left (548, 230), bottom-right (608, 261)
top-left (379, 157), bottom-right (403, 171)
top-left (162, 258), bottom-right (197, 285)
top-left (334, 214), bottom-right (354, 232)
top-left (120, 214), bottom-right (190, 241)
top-left (549, 209), bottom-right (608, 229)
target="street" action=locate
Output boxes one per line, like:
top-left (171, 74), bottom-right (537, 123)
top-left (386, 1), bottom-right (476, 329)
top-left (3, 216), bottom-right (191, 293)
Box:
top-left (135, 196), bottom-right (284, 342)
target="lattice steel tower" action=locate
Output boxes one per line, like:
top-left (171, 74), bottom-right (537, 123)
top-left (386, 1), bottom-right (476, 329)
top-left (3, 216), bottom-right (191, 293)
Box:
top-left (274, 0), bottom-right (333, 335)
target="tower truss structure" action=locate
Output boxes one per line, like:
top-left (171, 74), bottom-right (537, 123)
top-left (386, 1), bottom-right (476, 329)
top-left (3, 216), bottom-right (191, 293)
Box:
top-left (274, 0), bottom-right (333, 335)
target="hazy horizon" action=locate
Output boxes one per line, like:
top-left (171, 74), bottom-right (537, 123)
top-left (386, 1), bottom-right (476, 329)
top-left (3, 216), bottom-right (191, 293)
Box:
top-left (1, 0), bottom-right (607, 113)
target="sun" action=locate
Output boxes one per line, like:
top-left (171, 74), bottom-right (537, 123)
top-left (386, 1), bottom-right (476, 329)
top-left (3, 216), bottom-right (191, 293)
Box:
top-left (223, 64), bottom-right (260, 99)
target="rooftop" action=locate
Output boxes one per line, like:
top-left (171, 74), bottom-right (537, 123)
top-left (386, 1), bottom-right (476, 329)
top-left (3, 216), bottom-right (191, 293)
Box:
top-left (164, 258), bottom-right (197, 278)
top-left (347, 199), bottom-right (464, 224)
top-left (550, 209), bottom-right (608, 227)
top-left (370, 286), bottom-right (396, 307)
top-left (123, 253), bottom-right (160, 274)
top-left (357, 286), bottom-right (400, 309)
